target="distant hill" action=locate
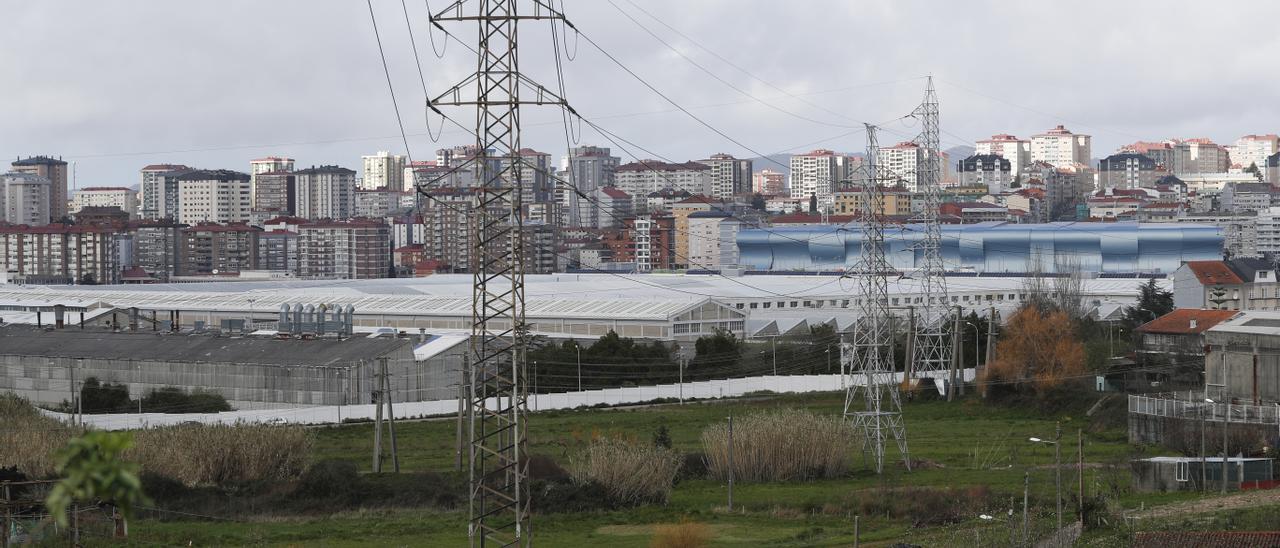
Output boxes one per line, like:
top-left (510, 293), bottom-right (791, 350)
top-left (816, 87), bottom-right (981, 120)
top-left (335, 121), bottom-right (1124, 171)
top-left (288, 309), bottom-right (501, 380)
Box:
top-left (945, 145), bottom-right (975, 159)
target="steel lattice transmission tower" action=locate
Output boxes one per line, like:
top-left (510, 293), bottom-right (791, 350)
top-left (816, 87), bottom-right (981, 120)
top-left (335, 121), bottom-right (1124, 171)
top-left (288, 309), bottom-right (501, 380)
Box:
top-left (842, 124), bottom-right (910, 474)
top-left (908, 76), bottom-right (954, 384)
top-left (429, 1), bottom-right (567, 545)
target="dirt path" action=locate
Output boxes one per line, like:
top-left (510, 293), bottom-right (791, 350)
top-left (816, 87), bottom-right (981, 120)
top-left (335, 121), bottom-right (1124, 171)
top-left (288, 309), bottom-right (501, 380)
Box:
top-left (1134, 489), bottom-right (1280, 519)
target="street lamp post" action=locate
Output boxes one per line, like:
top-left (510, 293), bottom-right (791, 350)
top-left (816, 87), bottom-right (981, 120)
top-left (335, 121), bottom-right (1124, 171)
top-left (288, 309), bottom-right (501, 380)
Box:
top-left (575, 344), bottom-right (582, 392)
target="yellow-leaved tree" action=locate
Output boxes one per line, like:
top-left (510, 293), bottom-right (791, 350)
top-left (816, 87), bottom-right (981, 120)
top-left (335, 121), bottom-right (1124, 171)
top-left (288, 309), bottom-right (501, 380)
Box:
top-left (982, 306), bottom-right (1086, 396)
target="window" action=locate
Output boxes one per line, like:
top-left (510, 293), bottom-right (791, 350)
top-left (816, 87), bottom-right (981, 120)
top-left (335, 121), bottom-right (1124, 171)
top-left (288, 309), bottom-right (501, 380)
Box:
top-left (1175, 461), bottom-right (1189, 482)
top-left (749, 303), bottom-right (758, 309)
top-left (763, 302), bottom-right (771, 309)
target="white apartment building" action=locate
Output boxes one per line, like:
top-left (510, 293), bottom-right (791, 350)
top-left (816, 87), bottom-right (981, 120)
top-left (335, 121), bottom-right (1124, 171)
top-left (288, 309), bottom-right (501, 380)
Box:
top-left (71, 187), bottom-right (139, 218)
top-left (788, 150), bottom-right (845, 206)
top-left (249, 156), bottom-right (294, 210)
top-left (1228, 135), bottom-right (1278, 172)
top-left (175, 170), bottom-right (252, 225)
top-left (2, 172), bottom-right (51, 226)
top-left (354, 189), bottom-right (402, 218)
top-left (614, 161), bottom-right (711, 203)
top-left (974, 134), bottom-right (1031, 178)
top-left (1030, 125), bottom-right (1092, 167)
top-left (698, 153), bottom-right (752, 199)
top-left (875, 142), bottom-right (928, 192)
top-left (139, 164), bottom-right (191, 220)
top-left (956, 154), bottom-right (1012, 193)
top-left (294, 165), bottom-right (356, 220)
top-left (1256, 207), bottom-right (1280, 256)
top-left (686, 211), bottom-right (740, 270)
top-left (361, 151), bottom-right (407, 191)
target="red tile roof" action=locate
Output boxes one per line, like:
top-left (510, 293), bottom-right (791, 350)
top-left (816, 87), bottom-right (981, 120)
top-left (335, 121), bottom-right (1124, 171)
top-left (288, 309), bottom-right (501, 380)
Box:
top-left (1183, 260), bottom-right (1245, 285)
top-left (1136, 308), bottom-right (1237, 334)
top-left (599, 187), bottom-right (630, 199)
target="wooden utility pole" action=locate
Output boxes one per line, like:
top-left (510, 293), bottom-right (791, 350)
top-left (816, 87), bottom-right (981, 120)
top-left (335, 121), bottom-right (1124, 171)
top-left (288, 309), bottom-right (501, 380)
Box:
top-left (727, 414), bottom-right (735, 512)
top-left (1055, 422), bottom-right (1063, 537)
top-left (456, 359), bottom-right (466, 472)
top-left (373, 360), bottom-right (384, 473)
top-left (947, 310), bottom-right (960, 401)
top-left (382, 357), bottom-right (400, 473)
top-left (1077, 428), bottom-right (1084, 521)
top-left (905, 307), bottom-right (916, 389)
top-left (1022, 472), bottom-right (1029, 547)
top-left (3, 482), bottom-right (10, 548)
top-left (983, 306), bottom-right (996, 398)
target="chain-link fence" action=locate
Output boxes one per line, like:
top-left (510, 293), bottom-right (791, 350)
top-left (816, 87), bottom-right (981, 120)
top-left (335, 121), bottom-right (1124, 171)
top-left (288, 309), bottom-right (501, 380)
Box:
top-left (2, 480), bottom-right (124, 546)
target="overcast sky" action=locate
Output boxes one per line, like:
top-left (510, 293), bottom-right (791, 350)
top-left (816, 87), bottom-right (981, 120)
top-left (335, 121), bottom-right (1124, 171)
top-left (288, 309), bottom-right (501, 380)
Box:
top-left (5, 0), bottom-right (1280, 187)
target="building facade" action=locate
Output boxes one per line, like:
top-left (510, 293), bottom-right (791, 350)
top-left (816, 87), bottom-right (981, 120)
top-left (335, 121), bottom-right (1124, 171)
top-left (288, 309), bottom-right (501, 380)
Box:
top-left (10, 156), bottom-right (68, 221)
top-left (139, 164), bottom-right (191, 220)
top-left (562, 146), bottom-right (620, 228)
top-left (614, 161), bottom-right (712, 206)
top-left (0, 224), bottom-right (119, 284)
top-left (297, 220), bottom-right (391, 279)
top-left (294, 165), bottom-right (356, 220)
top-left (699, 153), bottom-right (752, 199)
top-left (1030, 125), bottom-right (1091, 167)
top-left (1098, 153), bottom-right (1158, 190)
top-left (975, 134), bottom-right (1031, 178)
top-left (361, 151), bottom-right (407, 191)
top-left (177, 223), bottom-right (260, 276)
top-left (957, 154), bottom-right (1013, 193)
top-left (789, 149), bottom-right (846, 207)
top-left (753, 168), bottom-right (785, 195)
top-left (2, 172), bottom-right (51, 226)
top-left (176, 169), bottom-right (252, 225)
top-left (71, 187), bottom-right (138, 218)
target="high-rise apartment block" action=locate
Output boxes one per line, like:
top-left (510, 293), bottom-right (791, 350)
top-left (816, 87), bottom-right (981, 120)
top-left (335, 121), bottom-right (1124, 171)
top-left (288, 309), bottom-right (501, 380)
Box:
top-left (975, 134), bottom-right (1031, 178)
top-left (876, 142), bottom-right (925, 191)
top-left (699, 153), bottom-right (752, 199)
top-left (354, 189), bottom-right (403, 218)
top-left (615, 161), bottom-right (711, 204)
top-left (788, 150), bottom-right (846, 206)
top-left (10, 156), bottom-right (68, 222)
top-left (177, 223), bottom-right (260, 276)
top-left (1229, 135), bottom-right (1279, 171)
top-left (562, 146), bottom-right (620, 227)
top-left (71, 187), bottom-right (138, 218)
top-left (1172, 138), bottom-right (1231, 175)
top-left (252, 171), bottom-right (296, 216)
top-left (2, 172), bottom-right (52, 226)
top-left (1030, 125), bottom-right (1092, 167)
top-left (361, 151), bottom-right (407, 191)
top-left (294, 165), bottom-right (356, 220)
top-left (1098, 153), bottom-right (1159, 190)
top-left (0, 224), bottom-right (118, 284)
top-left (176, 169), bottom-right (252, 225)
top-left (1120, 142), bottom-right (1174, 170)
top-left (139, 164), bottom-right (191, 220)
top-left (752, 168), bottom-right (785, 195)
top-left (297, 219), bottom-right (390, 279)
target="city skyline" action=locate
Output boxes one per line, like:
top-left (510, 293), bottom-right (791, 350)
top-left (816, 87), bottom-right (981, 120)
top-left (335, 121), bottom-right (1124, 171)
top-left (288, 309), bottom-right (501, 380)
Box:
top-left (5, 1), bottom-right (1280, 186)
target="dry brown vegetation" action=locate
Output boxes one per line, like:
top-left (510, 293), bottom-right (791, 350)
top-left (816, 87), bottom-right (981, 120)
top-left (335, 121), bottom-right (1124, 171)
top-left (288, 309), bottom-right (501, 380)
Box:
top-left (649, 521), bottom-right (711, 548)
top-left (701, 408), bottom-right (856, 482)
top-left (981, 306), bottom-right (1086, 395)
top-left (0, 394), bottom-right (311, 489)
top-left (568, 438), bottom-right (681, 504)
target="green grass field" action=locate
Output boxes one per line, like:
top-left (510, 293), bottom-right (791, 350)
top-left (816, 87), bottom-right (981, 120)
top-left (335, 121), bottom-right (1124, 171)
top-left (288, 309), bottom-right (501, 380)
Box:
top-left (112, 391), bottom-right (1263, 547)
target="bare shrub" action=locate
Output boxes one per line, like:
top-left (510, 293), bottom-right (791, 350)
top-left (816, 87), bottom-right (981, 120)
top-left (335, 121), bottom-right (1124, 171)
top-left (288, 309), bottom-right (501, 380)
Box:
top-left (130, 422), bottom-right (312, 489)
top-left (701, 409), bottom-right (856, 482)
top-left (568, 438), bottom-right (681, 504)
top-left (0, 393), bottom-right (76, 477)
top-left (0, 394), bottom-right (310, 488)
top-left (650, 521), bottom-right (711, 548)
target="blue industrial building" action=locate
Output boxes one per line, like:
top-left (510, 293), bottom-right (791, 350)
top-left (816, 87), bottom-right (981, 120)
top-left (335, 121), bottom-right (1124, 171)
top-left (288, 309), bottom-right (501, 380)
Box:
top-left (736, 222), bottom-right (1223, 275)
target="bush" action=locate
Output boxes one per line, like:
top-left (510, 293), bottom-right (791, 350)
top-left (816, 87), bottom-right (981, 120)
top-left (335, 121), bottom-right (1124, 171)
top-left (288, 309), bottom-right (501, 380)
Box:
top-left (676, 453), bottom-right (708, 482)
top-left (295, 460), bottom-right (359, 499)
top-left (568, 438), bottom-right (681, 505)
top-left (702, 409), bottom-right (856, 482)
top-left (129, 422), bottom-right (311, 489)
top-left (529, 479), bottom-right (618, 514)
top-left (141, 387), bottom-right (232, 413)
top-left (650, 521), bottom-right (711, 548)
top-left (0, 393), bottom-right (77, 478)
